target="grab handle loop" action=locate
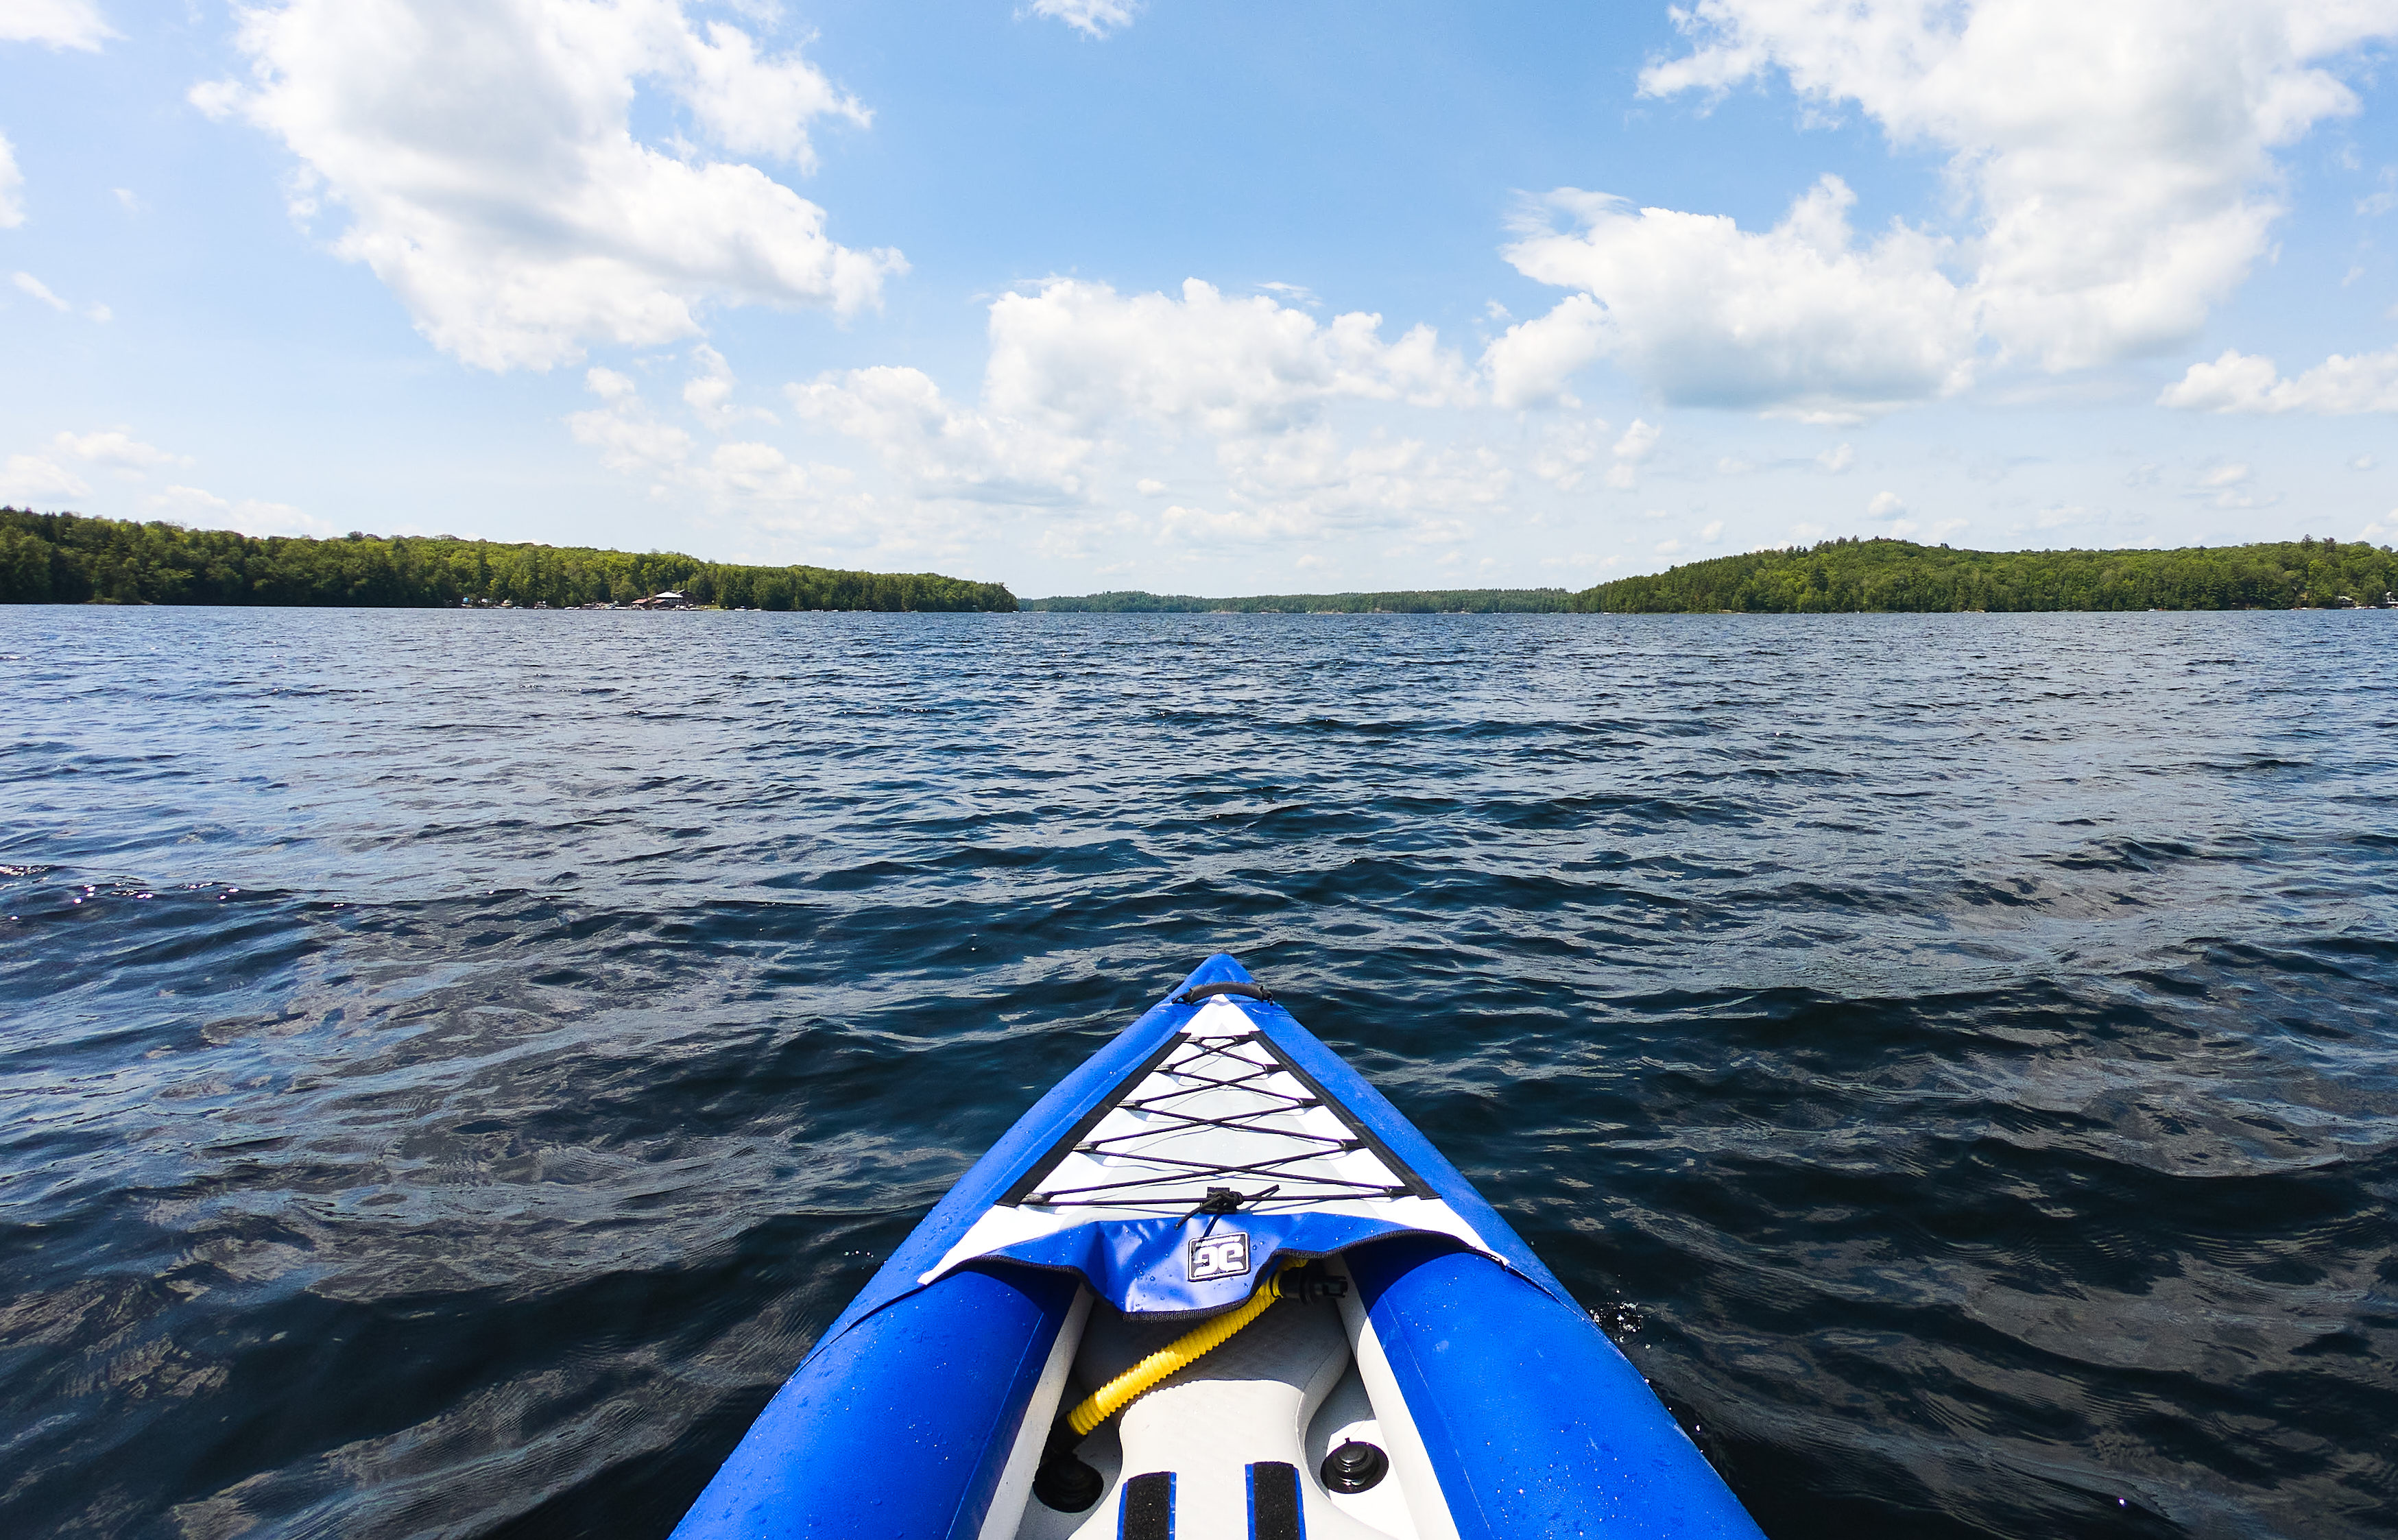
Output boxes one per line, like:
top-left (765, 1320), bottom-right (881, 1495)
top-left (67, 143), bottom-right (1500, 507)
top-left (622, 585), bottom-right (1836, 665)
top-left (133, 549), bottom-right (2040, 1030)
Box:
top-left (1173, 980), bottom-right (1273, 1006)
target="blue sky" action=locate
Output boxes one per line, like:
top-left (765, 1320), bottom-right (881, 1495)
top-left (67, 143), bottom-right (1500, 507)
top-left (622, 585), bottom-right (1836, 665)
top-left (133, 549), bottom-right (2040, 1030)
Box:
top-left (3, 0), bottom-right (2396, 597)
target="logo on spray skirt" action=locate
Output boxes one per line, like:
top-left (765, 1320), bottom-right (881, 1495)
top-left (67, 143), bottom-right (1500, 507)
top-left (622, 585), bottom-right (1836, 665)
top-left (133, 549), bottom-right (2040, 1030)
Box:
top-left (1187, 1229), bottom-right (1251, 1282)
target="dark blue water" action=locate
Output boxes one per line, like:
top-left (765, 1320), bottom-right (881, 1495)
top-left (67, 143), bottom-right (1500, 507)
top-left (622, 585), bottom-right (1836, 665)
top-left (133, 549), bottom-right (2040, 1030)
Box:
top-left (3, 607), bottom-right (2393, 1540)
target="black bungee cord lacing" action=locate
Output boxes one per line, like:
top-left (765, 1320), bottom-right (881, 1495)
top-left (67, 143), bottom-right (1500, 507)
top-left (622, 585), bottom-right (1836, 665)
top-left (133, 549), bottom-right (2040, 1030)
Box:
top-left (1019, 1031), bottom-right (1413, 1212)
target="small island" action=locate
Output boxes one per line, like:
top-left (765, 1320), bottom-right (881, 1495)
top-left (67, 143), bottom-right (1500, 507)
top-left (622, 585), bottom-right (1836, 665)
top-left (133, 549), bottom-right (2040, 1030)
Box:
top-left (1024, 588), bottom-right (1575, 614)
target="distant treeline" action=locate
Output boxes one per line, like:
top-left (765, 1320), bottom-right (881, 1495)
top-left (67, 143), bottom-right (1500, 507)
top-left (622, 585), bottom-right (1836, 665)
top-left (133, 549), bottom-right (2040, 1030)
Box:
top-left (1026, 588), bottom-right (1575, 614)
top-left (1574, 538), bottom-right (2398, 614)
top-left (0, 509), bottom-right (1017, 612)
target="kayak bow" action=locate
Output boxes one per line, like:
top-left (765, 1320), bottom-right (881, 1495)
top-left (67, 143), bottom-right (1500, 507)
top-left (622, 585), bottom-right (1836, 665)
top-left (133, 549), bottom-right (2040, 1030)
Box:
top-left (673, 954), bottom-right (1765, 1539)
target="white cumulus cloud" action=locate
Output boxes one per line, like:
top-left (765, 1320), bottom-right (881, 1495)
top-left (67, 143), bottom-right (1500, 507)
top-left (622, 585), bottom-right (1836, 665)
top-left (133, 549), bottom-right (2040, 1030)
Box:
top-left (570, 366), bottom-right (828, 510)
top-left (198, 0), bottom-right (902, 371)
top-left (53, 429), bottom-right (189, 472)
top-left (569, 366), bottom-right (696, 476)
top-left (0, 0), bottom-right (115, 49)
top-left (682, 343), bottom-right (775, 430)
top-left (1500, 0), bottom-right (2398, 414)
top-left (1, 426), bottom-right (202, 506)
top-left (1483, 291), bottom-right (1610, 410)
top-left (0, 453), bottom-right (87, 502)
top-left (682, 344), bottom-right (739, 428)
top-left (983, 278), bottom-right (1474, 437)
top-left (1605, 417), bottom-right (1660, 489)
top-left (571, 278), bottom-right (1506, 557)
top-left (2159, 348), bottom-right (2398, 415)
top-left (791, 364), bottom-right (1092, 505)
top-left (785, 279), bottom-right (1487, 546)
top-left (1494, 178), bottom-right (1974, 418)
top-left (1205, 427), bottom-right (1505, 551)
top-left (691, 437), bottom-right (816, 505)
top-left (146, 483), bottom-right (334, 538)
top-left (2185, 461), bottom-right (2268, 509)
top-left (1531, 416), bottom-right (1608, 491)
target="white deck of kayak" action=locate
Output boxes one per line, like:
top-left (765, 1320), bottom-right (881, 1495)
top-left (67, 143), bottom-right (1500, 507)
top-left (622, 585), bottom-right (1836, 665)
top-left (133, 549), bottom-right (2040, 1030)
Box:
top-left (927, 998), bottom-right (1493, 1287)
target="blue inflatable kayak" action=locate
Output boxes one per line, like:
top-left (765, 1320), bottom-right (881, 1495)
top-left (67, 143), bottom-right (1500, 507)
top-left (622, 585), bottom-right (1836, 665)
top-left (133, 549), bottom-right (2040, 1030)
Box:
top-left (673, 955), bottom-right (1766, 1540)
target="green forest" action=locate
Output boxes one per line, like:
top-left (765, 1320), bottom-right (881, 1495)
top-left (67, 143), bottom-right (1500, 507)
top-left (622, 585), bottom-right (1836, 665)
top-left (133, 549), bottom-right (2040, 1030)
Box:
top-left (0, 509), bottom-right (1017, 612)
top-left (14, 511), bottom-right (2391, 619)
top-left (1026, 588), bottom-right (1575, 613)
top-left (1574, 538), bottom-right (2398, 613)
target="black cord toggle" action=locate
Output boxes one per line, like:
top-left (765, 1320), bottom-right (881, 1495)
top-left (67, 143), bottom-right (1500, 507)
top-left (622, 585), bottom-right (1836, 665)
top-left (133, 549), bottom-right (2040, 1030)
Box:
top-left (1188, 1183), bottom-right (1280, 1236)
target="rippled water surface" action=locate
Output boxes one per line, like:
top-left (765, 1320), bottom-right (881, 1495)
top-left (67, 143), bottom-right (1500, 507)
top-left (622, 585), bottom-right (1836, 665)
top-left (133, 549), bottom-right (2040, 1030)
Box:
top-left (3, 606), bottom-right (2395, 1540)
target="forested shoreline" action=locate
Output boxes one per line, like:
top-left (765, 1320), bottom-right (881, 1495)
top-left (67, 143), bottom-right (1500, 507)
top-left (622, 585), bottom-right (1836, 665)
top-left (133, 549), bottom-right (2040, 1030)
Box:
top-left (1574, 537), bottom-right (2398, 613)
top-left (10, 512), bottom-right (2390, 619)
top-left (1026, 588), bottom-right (1574, 612)
top-left (0, 510), bottom-right (1017, 612)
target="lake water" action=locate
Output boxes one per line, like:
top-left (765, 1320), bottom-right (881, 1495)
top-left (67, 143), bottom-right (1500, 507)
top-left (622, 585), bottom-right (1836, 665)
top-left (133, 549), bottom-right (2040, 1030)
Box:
top-left (3, 605), bottom-right (2393, 1539)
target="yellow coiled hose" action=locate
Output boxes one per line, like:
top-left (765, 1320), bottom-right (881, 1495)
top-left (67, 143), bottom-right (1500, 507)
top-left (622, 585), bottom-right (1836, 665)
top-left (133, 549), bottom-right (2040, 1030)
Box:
top-left (1064, 1264), bottom-right (1293, 1436)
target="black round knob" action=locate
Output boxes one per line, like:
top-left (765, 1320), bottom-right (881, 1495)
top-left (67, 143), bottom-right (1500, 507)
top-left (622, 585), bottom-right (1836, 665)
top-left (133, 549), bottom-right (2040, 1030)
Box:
top-left (1033, 1454), bottom-right (1103, 1512)
top-left (1321, 1439), bottom-right (1389, 1493)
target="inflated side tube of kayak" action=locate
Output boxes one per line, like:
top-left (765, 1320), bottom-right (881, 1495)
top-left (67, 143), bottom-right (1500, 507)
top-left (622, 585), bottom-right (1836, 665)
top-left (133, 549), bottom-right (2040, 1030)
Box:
top-left (670, 1263), bottom-right (1082, 1540)
top-left (1343, 1234), bottom-right (1767, 1540)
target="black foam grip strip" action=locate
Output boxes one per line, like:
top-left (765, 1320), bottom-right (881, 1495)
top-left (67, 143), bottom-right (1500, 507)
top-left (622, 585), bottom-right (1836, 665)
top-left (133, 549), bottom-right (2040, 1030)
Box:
top-left (1120, 1471), bottom-right (1174, 1540)
top-left (1248, 1462), bottom-right (1303, 1540)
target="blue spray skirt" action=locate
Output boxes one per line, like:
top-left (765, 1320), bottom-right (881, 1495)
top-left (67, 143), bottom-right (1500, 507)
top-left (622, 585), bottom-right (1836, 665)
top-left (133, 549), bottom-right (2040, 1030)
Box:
top-left (673, 956), bottom-right (1765, 1540)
